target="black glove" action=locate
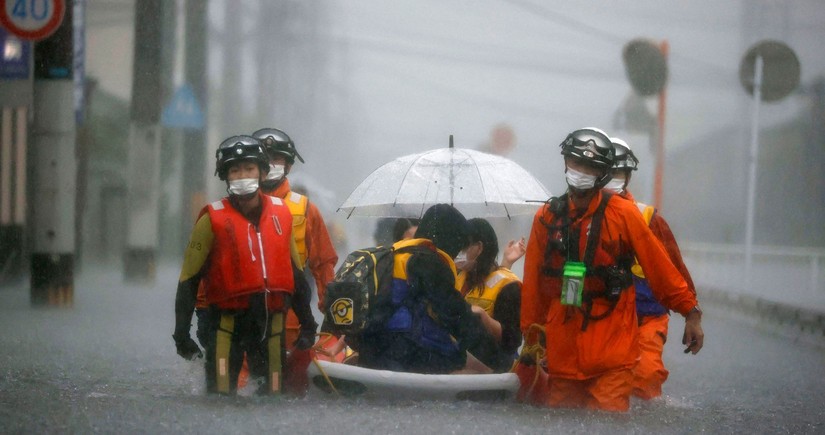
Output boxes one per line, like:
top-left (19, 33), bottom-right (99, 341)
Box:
top-left (173, 333), bottom-right (203, 360)
top-left (293, 328), bottom-right (316, 351)
top-left (174, 277), bottom-right (202, 360)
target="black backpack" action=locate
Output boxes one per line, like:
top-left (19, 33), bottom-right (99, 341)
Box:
top-left (322, 244), bottom-right (438, 342)
top-left (322, 246), bottom-right (397, 339)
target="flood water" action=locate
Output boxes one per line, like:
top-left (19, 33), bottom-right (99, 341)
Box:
top-left (1, 263), bottom-right (823, 434)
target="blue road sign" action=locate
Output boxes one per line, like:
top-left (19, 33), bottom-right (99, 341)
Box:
top-left (162, 84), bottom-right (205, 130)
top-left (0, 26), bottom-right (30, 79)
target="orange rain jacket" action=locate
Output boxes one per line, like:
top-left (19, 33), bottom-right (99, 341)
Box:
top-left (619, 190), bottom-right (695, 400)
top-left (521, 191), bottom-right (697, 380)
top-left (621, 191), bottom-right (696, 297)
top-left (268, 179), bottom-right (338, 304)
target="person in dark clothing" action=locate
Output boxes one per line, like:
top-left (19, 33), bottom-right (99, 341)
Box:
top-left (359, 204), bottom-right (498, 374)
top-left (373, 218), bottom-right (396, 246)
top-left (455, 218), bottom-right (523, 372)
top-left (392, 218), bottom-right (420, 242)
top-left (373, 217), bottom-right (420, 246)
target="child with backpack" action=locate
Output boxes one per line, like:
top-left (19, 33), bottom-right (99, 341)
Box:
top-left (323, 204), bottom-right (498, 374)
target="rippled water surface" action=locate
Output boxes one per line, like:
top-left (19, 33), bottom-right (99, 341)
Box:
top-left (1, 264), bottom-right (823, 434)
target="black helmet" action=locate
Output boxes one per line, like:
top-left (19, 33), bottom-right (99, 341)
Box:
top-left (215, 135), bottom-right (269, 181)
top-left (610, 137), bottom-right (639, 171)
top-left (559, 127), bottom-right (615, 169)
top-left (251, 127), bottom-right (304, 164)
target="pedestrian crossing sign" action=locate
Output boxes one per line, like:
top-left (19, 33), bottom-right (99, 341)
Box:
top-left (162, 84), bottom-right (204, 130)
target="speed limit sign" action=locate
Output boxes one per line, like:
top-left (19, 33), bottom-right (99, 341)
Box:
top-left (0, 0), bottom-right (65, 41)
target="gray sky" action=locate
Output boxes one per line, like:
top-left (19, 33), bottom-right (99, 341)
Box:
top-left (324, 0), bottom-right (825, 196)
top-left (84, 0), bottom-right (825, 227)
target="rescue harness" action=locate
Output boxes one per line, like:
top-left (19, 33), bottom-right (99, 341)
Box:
top-left (540, 192), bottom-right (633, 331)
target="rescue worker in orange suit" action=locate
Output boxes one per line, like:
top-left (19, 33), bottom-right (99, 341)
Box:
top-left (251, 128), bottom-right (338, 349)
top-left (605, 137), bottom-right (697, 400)
top-left (520, 128), bottom-right (704, 412)
top-left (455, 218), bottom-right (525, 373)
top-left (173, 135), bottom-right (317, 395)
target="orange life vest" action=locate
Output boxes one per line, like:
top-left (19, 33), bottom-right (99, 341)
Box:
top-left (203, 196), bottom-right (295, 308)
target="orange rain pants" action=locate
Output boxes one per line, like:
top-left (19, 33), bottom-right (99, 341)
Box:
top-left (521, 191), bottom-right (697, 412)
top-left (269, 180), bottom-right (338, 353)
top-left (548, 368), bottom-right (634, 412)
top-left (632, 314), bottom-right (670, 400)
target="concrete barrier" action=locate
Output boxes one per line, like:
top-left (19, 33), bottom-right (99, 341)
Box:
top-left (701, 287), bottom-right (825, 348)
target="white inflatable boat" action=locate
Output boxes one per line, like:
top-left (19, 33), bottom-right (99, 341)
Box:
top-left (307, 359), bottom-right (520, 401)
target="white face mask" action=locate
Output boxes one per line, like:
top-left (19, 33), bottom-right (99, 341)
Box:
top-left (228, 178), bottom-right (259, 196)
top-left (565, 167), bottom-right (598, 190)
top-left (265, 164), bottom-right (285, 181)
top-left (454, 250), bottom-right (468, 268)
top-left (604, 177), bottom-right (626, 194)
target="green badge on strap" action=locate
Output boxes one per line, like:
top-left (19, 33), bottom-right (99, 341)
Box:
top-left (561, 261), bottom-right (586, 307)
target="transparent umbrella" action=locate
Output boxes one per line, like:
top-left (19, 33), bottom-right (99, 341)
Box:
top-left (338, 139), bottom-right (551, 218)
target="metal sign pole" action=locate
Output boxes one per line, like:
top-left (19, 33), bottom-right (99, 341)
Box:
top-left (653, 40), bottom-right (669, 211)
top-left (744, 55), bottom-right (763, 290)
top-left (449, 135), bottom-right (454, 206)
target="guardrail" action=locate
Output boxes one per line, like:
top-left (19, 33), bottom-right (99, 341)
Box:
top-left (681, 242), bottom-right (825, 310)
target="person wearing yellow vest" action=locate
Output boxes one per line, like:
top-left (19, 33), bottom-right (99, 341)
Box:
top-left (172, 135), bottom-right (317, 395)
top-left (252, 128), bottom-right (338, 350)
top-left (359, 204), bottom-right (498, 374)
top-left (455, 218), bottom-right (525, 373)
top-left (606, 137), bottom-right (698, 400)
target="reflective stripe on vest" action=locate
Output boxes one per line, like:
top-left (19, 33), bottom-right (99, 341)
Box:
top-left (284, 192), bottom-right (309, 265)
top-left (458, 268), bottom-right (520, 317)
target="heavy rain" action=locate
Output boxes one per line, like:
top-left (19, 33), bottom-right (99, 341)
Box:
top-left (1, 0), bottom-right (824, 433)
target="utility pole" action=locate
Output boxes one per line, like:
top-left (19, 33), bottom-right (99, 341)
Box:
top-left (219, 0), bottom-right (242, 134)
top-left (255, 1), bottom-right (276, 121)
top-left (124, 0), bottom-right (163, 282)
top-left (29, 1), bottom-right (75, 305)
top-left (182, 0), bottom-right (207, 229)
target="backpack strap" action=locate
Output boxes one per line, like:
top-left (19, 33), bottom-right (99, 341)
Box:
top-left (374, 247), bottom-right (398, 298)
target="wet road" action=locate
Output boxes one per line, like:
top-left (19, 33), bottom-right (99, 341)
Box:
top-left (1, 264), bottom-right (823, 434)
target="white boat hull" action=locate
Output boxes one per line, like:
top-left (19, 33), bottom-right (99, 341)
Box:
top-left (308, 360), bottom-right (520, 400)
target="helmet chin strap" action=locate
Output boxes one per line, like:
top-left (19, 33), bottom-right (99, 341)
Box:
top-left (260, 177), bottom-right (285, 192)
top-left (568, 185), bottom-right (597, 198)
top-left (594, 171), bottom-right (612, 189)
top-left (260, 162), bottom-right (291, 191)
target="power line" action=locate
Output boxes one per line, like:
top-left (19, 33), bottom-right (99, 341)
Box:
top-left (501, 0), bottom-right (734, 77)
top-left (365, 59), bottom-right (573, 120)
top-left (501, 0), bottom-right (625, 45)
top-left (330, 32), bottom-right (736, 90)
